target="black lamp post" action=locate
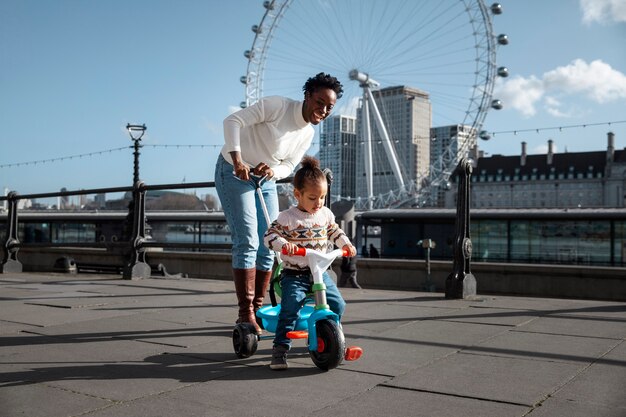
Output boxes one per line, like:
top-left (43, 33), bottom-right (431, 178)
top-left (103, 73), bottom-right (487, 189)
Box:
top-left (122, 123), bottom-right (151, 280)
top-left (126, 123), bottom-right (146, 184)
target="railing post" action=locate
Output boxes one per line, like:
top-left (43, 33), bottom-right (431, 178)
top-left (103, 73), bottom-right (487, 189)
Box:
top-left (123, 181), bottom-right (151, 279)
top-left (445, 158), bottom-right (476, 299)
top-left (1, 192), bottom-right (23, 273)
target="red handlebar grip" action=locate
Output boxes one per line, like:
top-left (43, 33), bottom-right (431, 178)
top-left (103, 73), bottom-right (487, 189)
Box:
top-left (342, 249), bottom-right (350, 257)
top-left (282, 246), bottom-right (306, 256)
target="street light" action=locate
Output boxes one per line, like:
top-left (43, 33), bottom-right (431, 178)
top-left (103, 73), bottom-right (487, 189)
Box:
top-left (126, 123), bottom-right (146, 185)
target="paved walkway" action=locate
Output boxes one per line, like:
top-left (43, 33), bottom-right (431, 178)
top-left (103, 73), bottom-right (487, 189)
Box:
top-left (1, 271), bottom-right (625, 417)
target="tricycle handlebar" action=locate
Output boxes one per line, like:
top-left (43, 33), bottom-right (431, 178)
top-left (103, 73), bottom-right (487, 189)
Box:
top-left (282, 247), bottom-right (349, 257)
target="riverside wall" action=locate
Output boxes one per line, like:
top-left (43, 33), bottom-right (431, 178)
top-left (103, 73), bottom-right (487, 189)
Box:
top-left (14, 247), bottom-right (626, 301)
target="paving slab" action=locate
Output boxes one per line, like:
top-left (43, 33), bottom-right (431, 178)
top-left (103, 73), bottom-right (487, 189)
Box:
top-left (526, 397), bottom-right (626, 417)
top-left (0, 383), bottom-right (112, 417)
top-left (433, 306), bottom-right (540, 327)
top-left (341, 319), bottom-right (509, 376)
top-left (464, 330), bottom-right (622, 364)
top-left (341, 302), bottom-right (456, 333)
top-left (0, 300), bottom-right (136, 327)
top-left (42, 353), bottom-right (245, 402)
top-left (309, 385), bottom-right (531, 417)
top-left (384, 351), bottom-right (587, 406)
top-left (516, 315), bottom-right (626, 339)
top-left (544, 340), bottom-right (626, 411)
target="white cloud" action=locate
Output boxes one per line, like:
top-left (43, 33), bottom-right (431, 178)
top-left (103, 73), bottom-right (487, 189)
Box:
top-left (543, 59), bottom-right (626, 103)
top-left (494, 59), bottom-right (626, 118)
top-left (544, 96), bottom-right (570, 117)
top-left (493, 75), bottom-right (544, 117)
top-left (580, 0), bottom-right (626, 24)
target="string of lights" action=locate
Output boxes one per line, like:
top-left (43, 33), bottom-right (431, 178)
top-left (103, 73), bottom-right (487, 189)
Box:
top-left (0, 146), bottom-right (131, 169)
top-left (483, 120), bottom-right (625, 137)
top-left (2, 120), bottom-right (624, 169)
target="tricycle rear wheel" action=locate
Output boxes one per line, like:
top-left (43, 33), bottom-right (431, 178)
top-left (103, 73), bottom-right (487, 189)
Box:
top-left (310, 319), bottom-right (345, 371)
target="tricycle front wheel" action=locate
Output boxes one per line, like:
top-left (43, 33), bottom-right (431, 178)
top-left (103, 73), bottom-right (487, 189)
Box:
top-left (310, 319), bottom-right (345, 371)
top-left (233, 323), bottom-right (258, 358)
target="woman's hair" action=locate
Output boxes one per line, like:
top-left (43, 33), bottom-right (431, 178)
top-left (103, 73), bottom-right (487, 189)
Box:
top-left (303, 73), bottom-right (343, 99)
top-left (293, 155), bottom-right (326, 190)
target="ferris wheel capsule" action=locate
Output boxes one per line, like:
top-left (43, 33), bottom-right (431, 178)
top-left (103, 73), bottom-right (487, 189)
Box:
top-left (490, 3), bottom-right (503, 15)
top-left (479, 130), bottom-right (492, 140)
top-left (497, 66), bottom-right (509, 77)
top-left (491, 100), bottom-right (503, 110)
top-left (497, 34), bottom-right (509, 45)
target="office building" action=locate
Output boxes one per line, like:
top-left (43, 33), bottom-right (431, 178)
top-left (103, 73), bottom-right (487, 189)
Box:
top-left (355, 85), bottom-right (432, 201)
top-left (319, 115), bottom-right (358, 199)
top-left (445, 132), bottom-right (626, 208)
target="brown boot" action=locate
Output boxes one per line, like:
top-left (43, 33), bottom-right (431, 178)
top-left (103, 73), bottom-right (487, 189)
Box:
top-left (253, 269), bottom-right (272, 329)
top-left (233, 268), bottom-right (262, 334)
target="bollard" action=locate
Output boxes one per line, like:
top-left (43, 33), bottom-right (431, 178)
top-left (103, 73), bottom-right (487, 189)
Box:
top-left (418, 239), bottom-right (436, 292)
top-left (445, 158), bottom-right (476, 299)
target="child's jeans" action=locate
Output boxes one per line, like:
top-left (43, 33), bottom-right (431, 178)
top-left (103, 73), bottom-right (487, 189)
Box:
top-left (273, 269), bottom-right (346, 349)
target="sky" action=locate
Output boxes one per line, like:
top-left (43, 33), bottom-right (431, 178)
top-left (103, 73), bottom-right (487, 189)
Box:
top-left (1, 0), bottom-right (625, 199)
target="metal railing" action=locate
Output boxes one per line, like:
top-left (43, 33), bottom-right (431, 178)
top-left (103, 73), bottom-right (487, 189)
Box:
top-left (1, 177), bottom-right (293, 279)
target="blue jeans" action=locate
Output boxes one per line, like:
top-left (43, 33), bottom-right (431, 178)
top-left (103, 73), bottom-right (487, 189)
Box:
top-left (273, 269), bottom-right (346, 349)
top-left (214, 154), bottom-right (278, 271)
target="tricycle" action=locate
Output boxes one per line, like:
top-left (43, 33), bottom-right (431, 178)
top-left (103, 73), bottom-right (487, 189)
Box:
top-left (232, 246), bottom-right (363, 370)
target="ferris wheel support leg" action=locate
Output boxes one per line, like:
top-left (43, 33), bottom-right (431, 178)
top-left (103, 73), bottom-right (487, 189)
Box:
top-left (362, 93), bottom-right (374, 210)
top-left (365, 88), bottom-right (405, 189)
top-left (445, 159), bottom-right (476, 299)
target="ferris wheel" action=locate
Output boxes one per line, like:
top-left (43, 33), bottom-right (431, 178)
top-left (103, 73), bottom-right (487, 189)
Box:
top-left (241, 0), bottom-right (507, 209)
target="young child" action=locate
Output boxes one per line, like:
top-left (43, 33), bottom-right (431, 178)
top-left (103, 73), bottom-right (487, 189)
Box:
top-left (263, 156), bottom-right (357, 370)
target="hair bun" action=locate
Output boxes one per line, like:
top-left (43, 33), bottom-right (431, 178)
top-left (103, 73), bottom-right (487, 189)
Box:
top-left (300, 155), bottom-right (320, 170)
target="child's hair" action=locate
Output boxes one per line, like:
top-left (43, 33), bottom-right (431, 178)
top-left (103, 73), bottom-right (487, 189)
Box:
top-left (293, 156), bottom-right (326, 190)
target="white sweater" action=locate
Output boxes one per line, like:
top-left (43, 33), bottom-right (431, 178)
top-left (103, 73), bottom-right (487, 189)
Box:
top-left (264, 206), bottom-right (351, 270)
top-left (221, 96), bottom-right (314, 180)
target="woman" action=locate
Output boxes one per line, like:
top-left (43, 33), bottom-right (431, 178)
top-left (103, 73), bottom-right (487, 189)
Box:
top-left (215, 72), bottom-right (343, 334)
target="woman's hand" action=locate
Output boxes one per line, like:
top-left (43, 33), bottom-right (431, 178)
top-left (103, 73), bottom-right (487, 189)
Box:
top-left (253, 162), bottom-right (274, 179)
top-left (233, 162), bottom-right (251, 180)
top-left (230, 151), bottom-right (250, 180)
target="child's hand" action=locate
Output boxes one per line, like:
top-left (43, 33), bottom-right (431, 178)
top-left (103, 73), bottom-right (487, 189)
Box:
top-left (282, 242), bottom-right (299, 255)
top-left (343, 244), bottom-right (357, 257)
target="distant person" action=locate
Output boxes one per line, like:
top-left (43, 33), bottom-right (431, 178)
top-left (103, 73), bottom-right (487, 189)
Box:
top-left (361, 244), bottom-right (369, 258)
top-left (264, 156), bottom-right (356, 370)
top-left (339, 255), bottom-right (361, 289)
top-left (369, 244), bottom-right (380, 258)
top-left (215, 73), bottom-right (344, 334)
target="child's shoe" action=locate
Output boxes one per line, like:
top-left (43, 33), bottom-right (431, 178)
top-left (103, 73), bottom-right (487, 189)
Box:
top-left (270, 345), bottom-right (289, 370)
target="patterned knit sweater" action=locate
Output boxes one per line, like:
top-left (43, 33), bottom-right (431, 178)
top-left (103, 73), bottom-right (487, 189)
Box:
top-left (264, 206), bottom-right (351, 270)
